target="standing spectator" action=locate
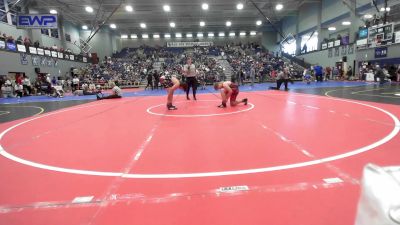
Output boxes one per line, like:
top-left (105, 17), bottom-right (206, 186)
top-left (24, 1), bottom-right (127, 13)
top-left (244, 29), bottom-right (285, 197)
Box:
top-left (153, 70), bottom-right (160, 89)
top-left (396, 65), bottom-right (400, 82)
top-left (145, 72), bottom-right (153, 90)
top-left (22, 75), bottom-right (32, 95)
top-left (23, 37), bottom-right (31, 48)
top-left (250, 64), bottom-right (256, 86)
top-left (347, 66), bottom-right (353, 80)
top-left (14, 82), bottom-right (23, 98)
top-left (72, 76), bottom-right (80, 91)
top-left (51, 76), bottom-right (57, 86)
top-left (325, 66), bottom-right (331, 80)
top-left (374, 65), bottom-right (386, 84)
top-left (314, 63), bottom-right (323, 82)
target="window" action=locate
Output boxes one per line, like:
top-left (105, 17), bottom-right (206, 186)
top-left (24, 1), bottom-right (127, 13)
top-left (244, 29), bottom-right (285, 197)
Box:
top-left (0, 0), bottom-right (5, 11)
top-left (282, 38), bottom-right (296, 56)
top-left (10, 13), bottom-right (16, 25)
top-left (65, 33), bottom-right (71, 42)
top-left (41, 29), bottom-right (49, 36)
top-left (0, 10), bottom-right (6, 23)
top-left (50, 29), bottom-right (59, 39)
top-left (301, 31), bottom-right (318, 53)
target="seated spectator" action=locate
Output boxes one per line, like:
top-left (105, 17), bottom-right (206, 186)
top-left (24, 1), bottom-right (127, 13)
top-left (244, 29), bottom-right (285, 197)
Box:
top-left (14, 82), bottom-right (23, 98)
top-left (16, 36), bottom-right (23, 44)
top-left (33, 40), bottom-right (40, 48)
top-left (1, 80), bottom-right (14, 98)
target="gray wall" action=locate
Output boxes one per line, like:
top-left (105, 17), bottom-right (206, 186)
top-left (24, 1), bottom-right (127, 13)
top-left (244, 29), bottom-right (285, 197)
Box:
top-left (280, 0), bottom-right (398, 53)
top-left (80, 29), bottom-right (116, 59)
top-left (298, 3), bottom-right (319, 32)
top-left (356, 43), bottom-right (400, 62)
top-left (261, 32), bottom-right (278, 52)
top-left (62, 21), bottom-right (81, 54)
top-left (0, 22), bottom-right (29, 40)
top-left (0, 50), bottom-right (88, 79)
top-left (296, 47), bottom-right (356, 68)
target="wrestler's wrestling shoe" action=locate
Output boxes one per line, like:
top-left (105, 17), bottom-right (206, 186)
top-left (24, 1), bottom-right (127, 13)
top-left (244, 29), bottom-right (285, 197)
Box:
top-left (217, 102), bottom-right (227, 108)
top-left (167, 104), bottom-right (178, 110)
top-left (243, 98), bottom-right (248, 105)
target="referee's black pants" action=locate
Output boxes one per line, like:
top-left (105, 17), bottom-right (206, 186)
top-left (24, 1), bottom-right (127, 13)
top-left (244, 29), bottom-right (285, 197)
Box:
top-left (185, 77), bottom-right (198, 99)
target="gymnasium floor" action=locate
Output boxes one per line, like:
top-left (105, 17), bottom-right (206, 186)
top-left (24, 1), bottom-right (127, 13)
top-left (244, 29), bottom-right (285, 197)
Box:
top-left (0, 81), bottom-right (399, 225)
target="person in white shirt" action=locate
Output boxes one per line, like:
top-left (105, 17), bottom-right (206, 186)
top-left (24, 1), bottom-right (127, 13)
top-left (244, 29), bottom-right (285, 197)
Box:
top-left (72, 76), bottom-right (80, 91)
top-left (22, 75), bottom-right (32, 95)
top-left (14, 83), bottom-right (23, 98)
top-left (182, 57), bottom-right (198, 100)
top-left (97, 82), bottom-right (122, 100)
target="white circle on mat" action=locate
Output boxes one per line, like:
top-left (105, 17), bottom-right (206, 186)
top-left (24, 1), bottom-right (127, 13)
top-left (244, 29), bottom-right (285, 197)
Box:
top-left (147, 100), bottom-right (255, 117)
top-left (0, 94), bottom-right (399, 179)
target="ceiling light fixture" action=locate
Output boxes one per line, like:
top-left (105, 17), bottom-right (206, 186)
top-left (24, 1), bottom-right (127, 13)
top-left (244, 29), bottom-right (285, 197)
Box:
top-left (202, 3), bottom-right (209, 10)
top-left (176, 33), bottom-right (182, 38)
top-left (328, 27), bottom-right (336, 31)
top-left (250, 31), bottom-right (257, 36)
top-left (239, 32), bottom-right (246, 36)
top-left (85, 6), bottom-right (94, 13)
top-left (140, 23), bottom-right (146, 28)
top-left (226, 21), bottom-right (231, 27)
top-left (170, 22), bottom-right (175, 28)
top-left (125, 5), bottom-right (133, 12)
top-left (49, 9), bottom-right (57, 14)
top-left (82, 25), bottom-right (88, 30)
top-left (165, 34), bottom-right (171, 38)
top-left (219, 32), bottom-right (225, 37)
top-left (121, 34), bottom-right (128, 39)
top-left (342, 21), bottom-right (351, 25)
top-left (110, 24), bottom-right (117, 29)
top-left (208, 32), bottom-right (214, 37)
top-left (142, 34), bottom-right (149, 39)
top-left (200, 21), bottom-right (205, 27)
top-left (163, 5), bottom-right (170, 12)
top-left (131, 34), bottom-right (138, 39)
top-left (236, 3), bottom-right (243, 10)
top-left (256, 20), bottom-right (262, 26)
top-left (197, 33), bottom-right (204, 37)
top-left (275, 4), bottom-right (283, 11)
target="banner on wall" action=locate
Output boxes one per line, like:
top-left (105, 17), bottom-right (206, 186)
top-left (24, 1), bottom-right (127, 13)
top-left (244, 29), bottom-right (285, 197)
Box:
top-left (16, 14), bottom-right (58, 29)
top-left (0, 40), bottom-right (5, 49)
top-left (37, 48), bottom-right (44, 55)
top-left (166, 42), bottom-right (213, 48)
top-left (20, 53), bottom-right (28, 65)
top-left (375, 47), bottom-right (387, 58)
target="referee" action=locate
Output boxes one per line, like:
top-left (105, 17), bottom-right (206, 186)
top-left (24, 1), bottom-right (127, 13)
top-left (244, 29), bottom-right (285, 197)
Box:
top-left (182, 57), bottom-right (198, 100)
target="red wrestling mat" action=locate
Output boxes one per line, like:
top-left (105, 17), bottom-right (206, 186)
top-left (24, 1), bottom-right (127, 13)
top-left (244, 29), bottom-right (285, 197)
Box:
top-left (0, 91), bottom-right (399, 225)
